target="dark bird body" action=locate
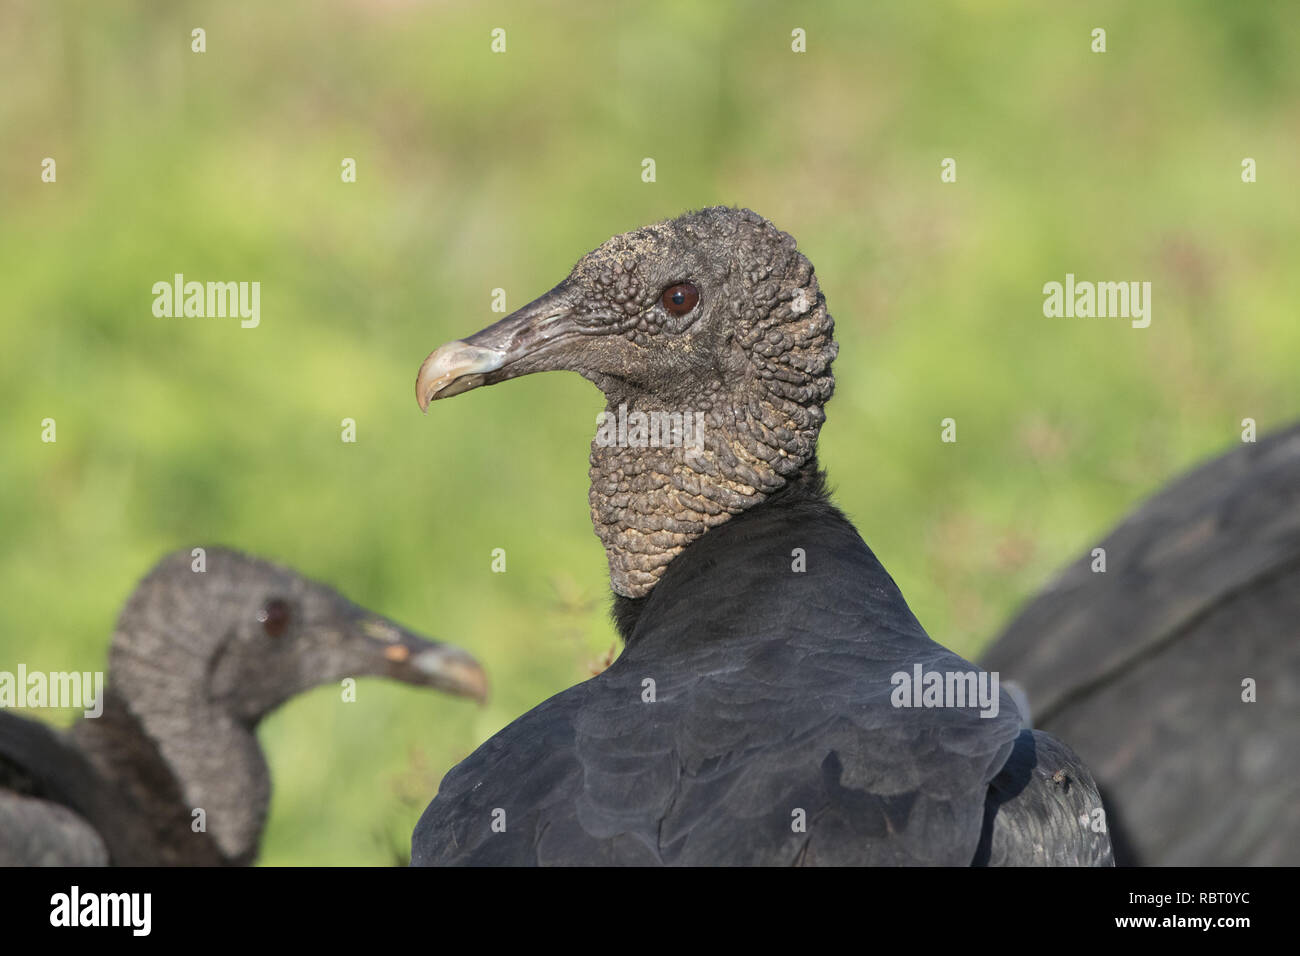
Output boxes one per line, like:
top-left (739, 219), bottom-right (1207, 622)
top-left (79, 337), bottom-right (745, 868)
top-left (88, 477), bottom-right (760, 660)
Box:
top-left (0, 548), bottom-right (486, 866)
top-left (982, 423), bottom-right (1300, 865)
top-left (411, 207), bottom-right (1111, 866)
top-left (415, 473), bottom-right (1108, 865)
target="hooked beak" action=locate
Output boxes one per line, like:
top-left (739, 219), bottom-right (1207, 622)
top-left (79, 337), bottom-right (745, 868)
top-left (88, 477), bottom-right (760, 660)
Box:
top-left (416, 285), bottom-right (578, 411)
top-left (352, 614), bottom-right (489, 703)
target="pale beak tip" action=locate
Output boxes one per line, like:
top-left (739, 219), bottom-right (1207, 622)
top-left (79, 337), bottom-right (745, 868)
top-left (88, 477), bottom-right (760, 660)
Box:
top-left (415, 354), bottom-right (437, 413)
top-left (412, 646), bottom-right (489, 703)
top-left (414, 341), bottom-right (507, 413)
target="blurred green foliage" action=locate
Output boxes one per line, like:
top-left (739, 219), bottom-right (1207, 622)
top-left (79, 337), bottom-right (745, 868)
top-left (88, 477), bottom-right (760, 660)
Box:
top-left (1, 0), bottom-right (1296, 864)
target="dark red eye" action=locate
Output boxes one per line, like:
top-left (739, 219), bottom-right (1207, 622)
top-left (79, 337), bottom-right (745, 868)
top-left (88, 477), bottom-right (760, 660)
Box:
top-left (661, 282), bottom-right (699, 316)
top-left (258, 599), bottom-right (291, 638)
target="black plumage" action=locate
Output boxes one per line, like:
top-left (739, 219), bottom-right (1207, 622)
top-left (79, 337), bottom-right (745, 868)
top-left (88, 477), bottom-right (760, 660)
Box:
top-left (0, 547), bottom-right (486, 865)
top-left (981, 422), bottom-right (1300, 865)
top-left (410, 207), bottom-right (1110, 865)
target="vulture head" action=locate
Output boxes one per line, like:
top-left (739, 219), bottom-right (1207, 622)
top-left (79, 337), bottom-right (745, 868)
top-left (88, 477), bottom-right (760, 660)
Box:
top-left (110, 548), bottom-right (488, 722)
top-left (96, 548), bottom-right (487, 863)
top-left (417, 207), bottom-right (837, 598)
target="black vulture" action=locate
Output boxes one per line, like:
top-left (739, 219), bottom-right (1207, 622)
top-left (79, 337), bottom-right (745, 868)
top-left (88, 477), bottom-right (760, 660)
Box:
top-left (0, 547), bottom-right (486, 865)
top-left (409, 207), bottom-right (1111, 865)
top-left (981, 423), bottom-right (1300, 865)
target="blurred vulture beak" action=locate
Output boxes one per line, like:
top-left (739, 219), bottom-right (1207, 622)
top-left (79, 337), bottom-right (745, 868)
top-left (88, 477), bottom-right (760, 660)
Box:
top-left (352, 613), bottom-right (489, 703)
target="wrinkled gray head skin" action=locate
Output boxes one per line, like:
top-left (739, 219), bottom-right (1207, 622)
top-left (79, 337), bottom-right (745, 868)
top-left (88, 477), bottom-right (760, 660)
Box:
top-left (81, 547), bottom-right (486, 863)
top-left (110, 548), bottom-right (487, 718)
top-left (417, 207), bottom-right (837, 597)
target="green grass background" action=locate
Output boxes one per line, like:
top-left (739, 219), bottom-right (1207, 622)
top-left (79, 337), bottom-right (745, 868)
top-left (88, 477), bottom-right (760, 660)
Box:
top-left (1, 0), bottom-right (1296, 864)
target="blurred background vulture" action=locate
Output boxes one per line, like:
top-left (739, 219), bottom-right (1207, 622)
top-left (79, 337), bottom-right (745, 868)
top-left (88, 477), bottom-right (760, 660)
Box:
top-left (0, 548), bottom-right (486, 865)
top-left (982, 423), bottom-right (1300, 866)
top-left (409, 207), bottom-right (1112, 866)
